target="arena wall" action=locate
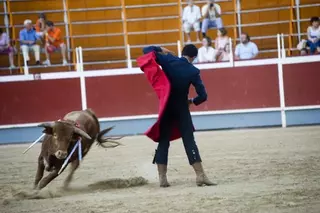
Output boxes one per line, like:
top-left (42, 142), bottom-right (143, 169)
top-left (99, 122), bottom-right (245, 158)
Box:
top-left (0, 55), bottom-right (319, 144)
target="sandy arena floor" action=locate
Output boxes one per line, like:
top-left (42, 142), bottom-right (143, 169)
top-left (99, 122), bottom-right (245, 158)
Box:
top-left (1, 126), bottom-right (320, 213)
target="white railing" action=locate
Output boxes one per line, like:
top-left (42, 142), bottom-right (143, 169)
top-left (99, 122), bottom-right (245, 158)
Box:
top-left (14, 33), bottom-right (313, 78)
top-left (16, 32), bottom-right (303, 74)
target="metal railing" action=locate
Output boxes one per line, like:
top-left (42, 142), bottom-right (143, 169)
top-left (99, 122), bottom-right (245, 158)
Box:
top-left (69, 6), bottom-right (121, 12)
top-left (125, 2), bottom-right (178, 9)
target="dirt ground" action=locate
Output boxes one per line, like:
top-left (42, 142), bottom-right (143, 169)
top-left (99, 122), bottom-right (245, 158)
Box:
top-left (1, 126), bottom-right (320, 213)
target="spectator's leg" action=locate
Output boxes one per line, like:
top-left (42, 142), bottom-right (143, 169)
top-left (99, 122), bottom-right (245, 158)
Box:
top-left (209, 20), bottom-right (217, 30)
top-left (8, 47), bottom-right (15, 67)
top-left (306, 40), bottom-right (316, 54)
top-left (201, 18), bottom-right (210, 38)
top-left (31, 44), bottom-right (40, 64)
top-left (44, 44), bottom-right (51, 63)
top-left (183, 22), bottom-right (192, 43)
top-left (215, 18), bottom-right (224, 29)
top-left (316, 40), bottom-right (320, 53)
top-left (60, 43), bottom-right (68, 65)
top-left (194, 22), bottom-right (201, 42)
top-left (20, 45), bottom-right (30, 65)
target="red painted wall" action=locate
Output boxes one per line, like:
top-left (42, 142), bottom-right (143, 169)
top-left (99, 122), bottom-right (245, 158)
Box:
top-left (0, 79), bottom-right (81, 125)
top-left (189, 65), bottom-right (280, 111)
top-left (283, 62), bottom-right (320, 106)
top-left (0, 62), bottom-right (318, 126)
top-left (86, 74), bottom-right (158, 117)
top-left (86, 65), bottom-right (280, 117)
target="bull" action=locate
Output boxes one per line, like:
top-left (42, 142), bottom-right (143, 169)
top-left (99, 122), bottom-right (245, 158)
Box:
top-left (34, 109), bottom-right (121, 190)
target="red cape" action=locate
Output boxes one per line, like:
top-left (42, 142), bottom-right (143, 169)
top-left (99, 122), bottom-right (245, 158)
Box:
top-left (137, 52), bottom-right (182, 142)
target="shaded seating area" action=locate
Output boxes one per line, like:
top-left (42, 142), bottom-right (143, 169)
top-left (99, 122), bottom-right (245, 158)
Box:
top-left (0, 0), bottom-right (319, 75)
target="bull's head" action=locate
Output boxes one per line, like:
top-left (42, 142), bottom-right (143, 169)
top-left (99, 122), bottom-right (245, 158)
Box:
top-left (38, 121), bottom-right (91, 160)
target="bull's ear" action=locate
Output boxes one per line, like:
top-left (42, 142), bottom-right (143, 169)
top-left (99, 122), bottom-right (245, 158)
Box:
top-left (73, 127), bottom-right (92, 140)
top-left (38, 122), bottom-right (54, 135)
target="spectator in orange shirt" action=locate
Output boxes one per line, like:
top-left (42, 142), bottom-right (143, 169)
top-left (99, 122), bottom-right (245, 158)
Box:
top-left (35, 13), bottom-right (46, 38)
top-left (43, 21), bottom-right (67, 66)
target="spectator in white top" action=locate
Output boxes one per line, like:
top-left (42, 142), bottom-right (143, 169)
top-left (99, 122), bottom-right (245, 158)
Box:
top-left (306, 16), bottom-right (320, 54)
top-left (198, 36), bottom-right (216, 63)
top-left (201, 0), bottom-right (223, 38)
top-left (182, 0), bottom-right (201, 43)
top-left (235, 33), bottom-right (259, 60)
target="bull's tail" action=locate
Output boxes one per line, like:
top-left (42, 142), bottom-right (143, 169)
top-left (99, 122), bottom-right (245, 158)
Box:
top-left (96, 126), bottom-right (123, 148)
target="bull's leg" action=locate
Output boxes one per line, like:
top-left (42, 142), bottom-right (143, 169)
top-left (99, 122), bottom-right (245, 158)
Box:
top-left (34, 156), bottom-right (45, 189)
top-left (37, 169), bottom-right (59, 190)
top-left (63, 159), bottom-right (80, 189)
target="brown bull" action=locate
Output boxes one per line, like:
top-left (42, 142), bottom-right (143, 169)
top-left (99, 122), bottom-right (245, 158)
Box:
top-left (34, 109), bottom-right (121, 190)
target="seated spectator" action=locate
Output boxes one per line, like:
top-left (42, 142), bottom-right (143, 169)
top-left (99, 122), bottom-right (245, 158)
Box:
top-left (43, 21), bottom-right (68, 66)
top-left (235, 33), bottom-right (259, 60)
top-left (300, 48), bottom-right (308, 56)
top-left (19, 19), bottom-right (41, 65)
top-left (0, 29), bottom-right (15, 68)
top-left (306, 16), bottom-right (320, 54)
top-left (221, 43), bottom-right (230, 61)
top-left (297, 39), bottom-right (308, 55)
top-left (201, 0), bottom-right (223, 38)
top-left (215, 28), bottom-right (229, 61)
top-left (198, 36), bottom-right (216, 63)
top-left (35, 13), bottom-right (47, 38)
top-left (182, 0), bottom-right (201, 43)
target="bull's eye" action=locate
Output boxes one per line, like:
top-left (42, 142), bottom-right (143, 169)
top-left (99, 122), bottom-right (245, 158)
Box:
top-left (53, 133), bottom-right (58, 139)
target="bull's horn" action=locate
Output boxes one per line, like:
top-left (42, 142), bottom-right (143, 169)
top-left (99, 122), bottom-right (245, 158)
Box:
top-left (73, 127), bottom-right (92, 140)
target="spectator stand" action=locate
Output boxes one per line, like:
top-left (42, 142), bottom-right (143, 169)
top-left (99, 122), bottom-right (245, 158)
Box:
top-left (235, 0), bottom-right (292, 59)
top-left (0, 0), bottom-right (18, 74)
top-left (291, 0), bottom-right (320, 54)
top-left (1, 0), bottom-right (319, 75)
top-left (1, 0), bottom-right (73, 74)
top-left (125, 1), bottom-right (181, 67)
top-left (236, 0), bottom-right (320, 58)
top-left (294, 0), bottom-right (320, 42)
top-left (179, 0), bottom-right (237, 48)
top-left (68, 0), bottom-right (126, 70)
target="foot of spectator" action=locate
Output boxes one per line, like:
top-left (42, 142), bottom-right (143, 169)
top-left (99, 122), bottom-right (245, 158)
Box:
top-left (9, 65), bottom-right (16, 69)
top-left (36, 61), bottom-right (41, 65)
top-left (62, 60), bottom-right (68, 66)
top-left (187, 39), bottom-right (191, 43)
top-left (43, 59), bottom-right (51, 66)
top-left (196, 39), bottom-right (201, 43)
